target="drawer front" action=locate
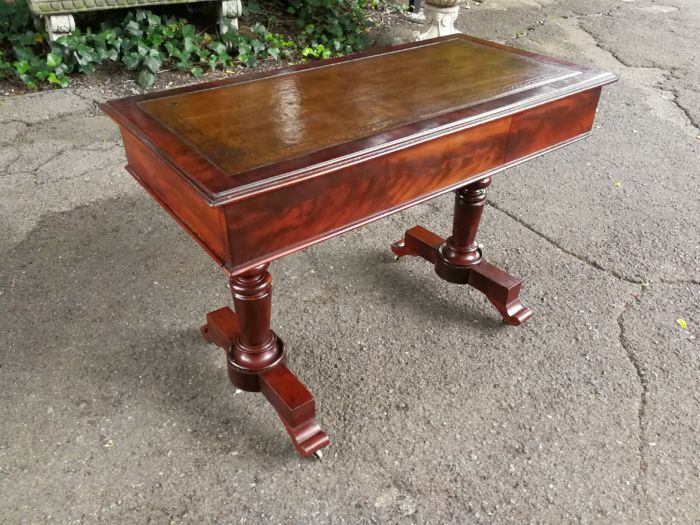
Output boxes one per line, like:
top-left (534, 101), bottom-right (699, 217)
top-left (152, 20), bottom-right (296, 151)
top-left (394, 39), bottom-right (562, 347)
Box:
top-left (505, 87), bottom-right (601, 162)
top-left (225, 117), bottom-right (511, 271)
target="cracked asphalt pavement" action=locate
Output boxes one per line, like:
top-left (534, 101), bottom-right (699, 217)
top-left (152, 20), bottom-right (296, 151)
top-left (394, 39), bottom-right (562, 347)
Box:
top-left (1, 0), bottom-right (698, 523)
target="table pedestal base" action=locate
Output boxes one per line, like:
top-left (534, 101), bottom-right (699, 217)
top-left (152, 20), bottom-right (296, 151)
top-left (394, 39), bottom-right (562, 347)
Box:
top-left (200, 268), bottom-right (329, 458)
top-left (200, 178), bottom-right (530, 456)
top-left (391, 177), bottom-right (532, 326)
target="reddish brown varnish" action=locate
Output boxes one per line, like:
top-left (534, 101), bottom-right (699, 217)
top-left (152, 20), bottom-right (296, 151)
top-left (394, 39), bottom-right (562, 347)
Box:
top-left (103, 35), bottom-right (615, 458)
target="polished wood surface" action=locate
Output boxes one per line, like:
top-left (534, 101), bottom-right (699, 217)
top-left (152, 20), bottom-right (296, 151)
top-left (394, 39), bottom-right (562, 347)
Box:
top-left (139, 39), bottom-right (576, 179)
top-left (103, 34), bottom-right (615, 204)
top-left (103, 35), bottom-right (615, 457)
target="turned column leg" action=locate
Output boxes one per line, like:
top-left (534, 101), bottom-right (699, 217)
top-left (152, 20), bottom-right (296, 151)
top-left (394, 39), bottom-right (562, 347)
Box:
top-left (441, 176), bottom-right (490, 267)
top-left (227, 264), bottom-right (280, 391)
top-left (441, 177), bottom-right (532, 325)
top-left (201, 264), bottom-right (330, 457)
top-left (391, 177), bottom-right (532, 326)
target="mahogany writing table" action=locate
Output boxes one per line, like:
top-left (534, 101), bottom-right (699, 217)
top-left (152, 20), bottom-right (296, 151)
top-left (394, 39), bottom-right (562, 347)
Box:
top-left (103, 35), bottom-right (616, 458)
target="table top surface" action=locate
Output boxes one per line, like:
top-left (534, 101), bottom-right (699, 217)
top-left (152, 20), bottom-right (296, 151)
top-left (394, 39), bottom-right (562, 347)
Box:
top-left (102, 35), bottom-right (615, 205)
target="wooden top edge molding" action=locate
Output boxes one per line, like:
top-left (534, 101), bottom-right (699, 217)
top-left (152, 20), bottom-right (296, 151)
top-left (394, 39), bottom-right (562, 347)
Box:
top-left (102, 35), bottom-right (617, 206)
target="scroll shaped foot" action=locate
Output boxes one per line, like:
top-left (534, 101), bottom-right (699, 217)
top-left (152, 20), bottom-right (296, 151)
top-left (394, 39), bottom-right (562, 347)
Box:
top-left (391, 226), bottom-right (533, 326)
top-left (391, 226), bottom-right (443, 262)
top-left (469, 261), bottom-right (533, 326)
top-left (201, 306), bottom-right (330, 458)
top-left (260, 364), bottom-right (330, 458)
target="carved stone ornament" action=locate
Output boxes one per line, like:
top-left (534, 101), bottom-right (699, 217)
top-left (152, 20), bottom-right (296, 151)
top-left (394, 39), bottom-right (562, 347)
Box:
top-left (219, 0), bottom-right (243, 33)
top-left (29, 0), bottom-right (243, 41)
top-left (417, 0), bottom-right (463, 41)
top-left (44, 14), bottom-right (75, 41)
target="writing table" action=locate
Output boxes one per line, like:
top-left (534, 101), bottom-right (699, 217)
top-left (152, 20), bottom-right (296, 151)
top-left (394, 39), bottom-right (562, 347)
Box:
top-left (103, 35), bottom-right (616, 458)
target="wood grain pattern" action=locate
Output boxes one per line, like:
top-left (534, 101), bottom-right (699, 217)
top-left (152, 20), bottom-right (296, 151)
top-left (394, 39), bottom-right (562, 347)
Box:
top-left (505, 87), bottom-right (602, 162)
top-left (110, 58), bottom-right (610, 273)
top-left (139, 38), bottom-right (576, 178)
top-left (200, 301), bottom-right (330, 457)
top-left (224, 117), bottom-right (511, 268)
top-left (102, 35), bottom-right (615, 204)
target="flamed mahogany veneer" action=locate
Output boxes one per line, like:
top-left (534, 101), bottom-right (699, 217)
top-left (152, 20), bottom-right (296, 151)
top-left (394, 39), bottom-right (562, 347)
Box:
top-left (103, 35), bottom-right (615, 458)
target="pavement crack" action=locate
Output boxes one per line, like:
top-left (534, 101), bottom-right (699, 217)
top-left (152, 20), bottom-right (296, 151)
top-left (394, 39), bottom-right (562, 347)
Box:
top-left (2, 119), bottom-right (30, 127)
top-left (1, 152), bottom-right (21, 173)
top-left (1, 117), bottom-right (32, 126)
top-left (487, 200), bottom-right (642, 284)
top-left (573, 17), bottom-right (699, 134)
top-left (69, 88), bottom-right (94, 103)
top-left (665, 86), bottom-right (700, 133)
top-left (574, 18), bottom-right (655, 72)
top-left (0, 120), bottom-right (30, 144)
top-left (30, 148), bottom-right (69, 176)
top-left (658, 278), bottom-right (700, 286)
top-left (6, 147), bottom-right (69, 179)
top-left (617, 287), bottom-right (649, 492)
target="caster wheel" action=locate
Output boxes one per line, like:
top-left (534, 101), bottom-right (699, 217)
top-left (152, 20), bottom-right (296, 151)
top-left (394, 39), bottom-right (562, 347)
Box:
top-left (312, 449), bottom-right (324, 460)
top-left (390, 239), bottom-right (416, 259)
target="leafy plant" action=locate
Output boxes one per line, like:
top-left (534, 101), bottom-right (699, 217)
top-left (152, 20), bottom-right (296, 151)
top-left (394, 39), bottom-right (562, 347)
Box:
top-left (0, 0), bottom-right (374, 90)
top-left (287, 0), bottom-right (371, 55)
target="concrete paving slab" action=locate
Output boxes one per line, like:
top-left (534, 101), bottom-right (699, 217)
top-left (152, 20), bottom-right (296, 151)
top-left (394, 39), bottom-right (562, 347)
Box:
top-left (0, 120), bottom-right (29, 145)
top-left (619, 283), bottom-right (700, 522)
top-left (1, 193), bottom-right (641, 523)
top-left (576, 0), bottom-right (700, 128)
top-left (0, 89), bottom-right (93, 125)
top-left (489, 80), bottom-right (700, 283)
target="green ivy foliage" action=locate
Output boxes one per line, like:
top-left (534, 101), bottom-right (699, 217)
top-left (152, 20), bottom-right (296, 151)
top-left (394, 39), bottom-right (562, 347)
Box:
top-left (287, 0), bottom-right (371, 58)
top-left (0, 0), bottom-right (373, 89)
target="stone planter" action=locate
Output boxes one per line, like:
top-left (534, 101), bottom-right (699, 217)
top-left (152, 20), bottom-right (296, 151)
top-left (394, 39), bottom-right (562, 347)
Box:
top-left (27, 0), bottom-right (242, 40)
top-left (418, 0), bottom-right (463, 40)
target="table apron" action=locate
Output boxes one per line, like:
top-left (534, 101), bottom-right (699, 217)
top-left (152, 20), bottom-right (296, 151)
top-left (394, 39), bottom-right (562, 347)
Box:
top-left (222, 88), bottom-right (601, 274)
top-left (119, 87), bottom-right (600, 274)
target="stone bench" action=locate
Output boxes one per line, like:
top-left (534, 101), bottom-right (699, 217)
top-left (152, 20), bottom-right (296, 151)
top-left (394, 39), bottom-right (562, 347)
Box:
top-left (28, 0), bottom-right (242, 40)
